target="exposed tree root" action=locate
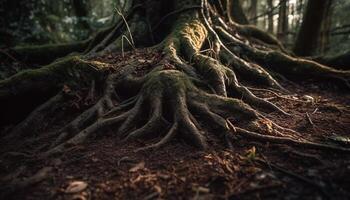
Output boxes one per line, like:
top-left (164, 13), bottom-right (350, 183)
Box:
top-left (1, 0), bottom-right (350, 162)
top-left (215, 26), bottom-right (350, 88)
top-left (40, 68), bottom-right (269, 157)
top-left (313, 50), bottom-right (350, 70)
top-left (227, 121), bottom-right (350, 153)
top-left (0, 167), bottom-right (52, 198)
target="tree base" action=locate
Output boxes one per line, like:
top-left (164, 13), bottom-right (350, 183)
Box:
top-left (0, 0), bottom-right (349, 177)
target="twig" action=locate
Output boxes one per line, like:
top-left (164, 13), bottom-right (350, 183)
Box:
top-left (306, 112), bottom-right (314, 126)
top-left (116, 7), bottom-right (135, 47)
top-left (121, 35), bottom-right (136, 57)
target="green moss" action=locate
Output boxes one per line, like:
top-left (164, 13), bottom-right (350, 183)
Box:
top-left (142, 70), bottom-right (195, 98)
top-left (0, 56), bottom-right (102, 98)
top-left (162, 10), bottom-right (207, 60)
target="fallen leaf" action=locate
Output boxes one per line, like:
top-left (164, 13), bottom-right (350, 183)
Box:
top-left (129, 161), bottom-right (145, 172)
top-left (154, 185), bottom-right (162, 193)
top-left (302, 95), bottom-right (315, 103)
top-left (138, 59), bottom-right (146, 63)
top-left (193, 186), bottom-right (210, 193)
top-left (245, 146), bottom-right (257, 161)
top-left (63, 85), bottom-right (71, 94)
top-left (65, 181), bottom-right (88, 194)
top-left (71, 194), bottom-right (87, 200)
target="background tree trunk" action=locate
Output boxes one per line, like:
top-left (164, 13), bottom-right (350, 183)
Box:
top-left (277, 0), bottom-right (288, 43)
top-left (71, 0), bottom-right (91, 31)
top-left (319, 0), bottom-right (333, 54)
top-left (248, 0), bottom-right (258, 25)
top-left (267, 0), bottom-right (274, 33)
top-left (293, 0), bottom-right (332, 56)
top-left (227, 0), bottom-right (249, 24)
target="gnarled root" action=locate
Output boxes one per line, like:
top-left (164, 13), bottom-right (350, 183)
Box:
top-left (35, 66), bottom-right (348, 157)
top-left (3, 0), bottom-right (350, 161)
top-left (40, 69), bottom-right (266, 156)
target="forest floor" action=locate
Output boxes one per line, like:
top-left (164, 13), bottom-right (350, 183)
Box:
top-left (1, 53), bottom-right (350, 200)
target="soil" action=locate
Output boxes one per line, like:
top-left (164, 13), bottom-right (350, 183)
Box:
top-left (1, 53), bottom-right (350, 200)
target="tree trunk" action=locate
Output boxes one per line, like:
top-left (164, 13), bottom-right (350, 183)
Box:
top-left (277, 0), bottom-right (288, 43)
top-left (71, 0), bottom-right (91, 31)
top-left (319, 0), bottom-right (333, 54)
top-left (267, 0), bottom-right (274, 33)
top-left (226, 0), bottom-right (249, 25)
top-left (248, 0), bottom-right (258, 25)
top-left (293, 0), bottom-right (332, 56)
top-left (0, 0), bottom-right (349, 160)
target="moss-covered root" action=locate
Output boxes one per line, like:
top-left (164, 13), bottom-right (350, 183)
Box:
top-left (160, 17), bottom-right (287, 114)
top-left (313, 50), bottom-right (350, 70)
top-left (10, 42), bottom-right (89, 65)
top-left (0, 57), bottom-right (102, 100)
top-left (124, 70), bottom-right (261, 151)
top-left (42, 70), bottom-right (262, 156)
top-left (217, 27), bottom-right (350, 87)
top-left (232, 23), bottom-right (288, 53)
top-left (0, 57), bottom-right (107, 130)
top-left (219, 49), bottom-right (285, 91)
top-left (191, 54), bottom-right (289, 115)
top-left (20, 68), bottom-right (349, 157)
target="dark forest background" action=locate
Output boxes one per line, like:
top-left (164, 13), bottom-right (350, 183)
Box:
top-left (1, 0), bottom-right (349, 56)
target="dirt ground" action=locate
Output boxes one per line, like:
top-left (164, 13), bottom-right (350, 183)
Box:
top-left (1, 54), bottom-right (350, 199)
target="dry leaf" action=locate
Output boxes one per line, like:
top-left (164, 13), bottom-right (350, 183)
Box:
top-left (154, 185), bottom-right (162, 193)
top-left (65, 181), bottom-right (88, 194)
top-left (193, 186), bottom-right (210, 193)
top-left (302, 95), bottom-right (315, 103)
top-left (129, 161), bottom-right (145, 172)
top-left (63, 85), bottom-right (71, 94)
top-left (71, 194), bottom-right (87, 200)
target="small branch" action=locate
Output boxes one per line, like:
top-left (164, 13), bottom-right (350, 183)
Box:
top-left (306, 112), bottom-right (314, 126)
top-left (116, 7), bottom-right (135, 47)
